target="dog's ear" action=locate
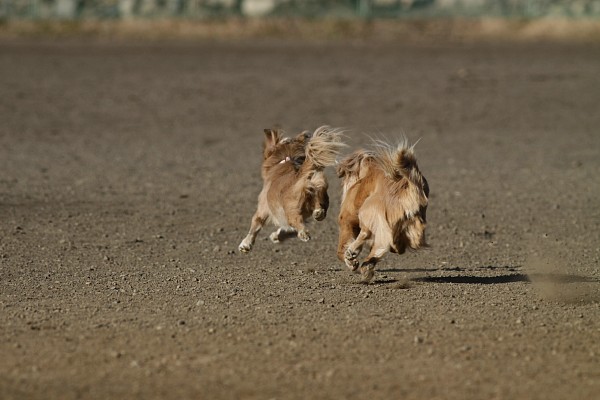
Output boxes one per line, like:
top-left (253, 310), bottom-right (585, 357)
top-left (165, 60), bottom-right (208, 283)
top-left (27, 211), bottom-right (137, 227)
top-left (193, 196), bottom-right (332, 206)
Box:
top-left (336, 160), bottom-right (347, 178)
top-left (336, 151), bottom-right (364, 178)
top-left (264, 128), bottom-right (281, 149)
top-left (295, 130), bottom-right (311, 144)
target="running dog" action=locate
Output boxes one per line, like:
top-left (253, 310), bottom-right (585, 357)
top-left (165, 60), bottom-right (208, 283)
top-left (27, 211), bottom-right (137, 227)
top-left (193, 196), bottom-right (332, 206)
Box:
top-left (239, 126), bottom-right (345, 253)
top-left (336, 139), bottom-right (429, 282)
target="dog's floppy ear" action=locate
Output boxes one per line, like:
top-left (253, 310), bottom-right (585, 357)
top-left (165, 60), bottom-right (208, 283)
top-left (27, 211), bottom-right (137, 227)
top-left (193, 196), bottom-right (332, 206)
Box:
top-left (264, 128), bottom-right (281, 149)
top-left (295, 130), bottom-right (311, 144)
top-left (337, 150), bottom-right (365, 178)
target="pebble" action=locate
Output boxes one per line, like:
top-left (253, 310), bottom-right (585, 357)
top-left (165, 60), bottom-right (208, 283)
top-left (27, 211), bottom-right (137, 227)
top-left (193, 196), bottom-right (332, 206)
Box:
top-left (109, 350), bottom-right (122, 358)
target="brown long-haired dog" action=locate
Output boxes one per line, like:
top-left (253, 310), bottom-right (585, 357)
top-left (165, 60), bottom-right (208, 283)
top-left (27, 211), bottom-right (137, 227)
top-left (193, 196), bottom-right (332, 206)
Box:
top-left (336, 140), bottom-right (429, 282)
top-left (239, 126), bottom-right (345, 253)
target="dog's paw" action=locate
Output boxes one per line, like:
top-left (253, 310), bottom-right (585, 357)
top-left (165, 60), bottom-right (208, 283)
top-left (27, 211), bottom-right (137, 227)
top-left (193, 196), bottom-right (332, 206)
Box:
top-left (344, 248), bottom-right (360, 271)
top-left (313, 208), bottom-right (327, 221)
top-left (297, 230), bottom-right (311, 242)
top-left (238, 240), bottom-right (253, 253)
top-left (269, 231), bottom-right (280, 243)
top-left (344, 257), bottom-right (360, 271)
top-left (344, 247), bottom-right (359, 260)
top-left (359, 264), bottom-right (375, 284)
top-left (344, 248), bottom-right (359, 271)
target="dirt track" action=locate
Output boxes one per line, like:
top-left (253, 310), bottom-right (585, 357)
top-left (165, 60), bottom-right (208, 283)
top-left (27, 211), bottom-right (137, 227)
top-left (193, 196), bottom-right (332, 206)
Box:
top-left (1, 40), bottom-right (599, 399)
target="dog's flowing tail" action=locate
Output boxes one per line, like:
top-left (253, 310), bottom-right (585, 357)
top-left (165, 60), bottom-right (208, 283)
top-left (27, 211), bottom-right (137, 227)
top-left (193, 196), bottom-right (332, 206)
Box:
top-left (303, 126), bottom-right (346, 170)
top-left (374, 139), bottom-right (429, 251)
top-left (374, 139), bottom-right (426, 189)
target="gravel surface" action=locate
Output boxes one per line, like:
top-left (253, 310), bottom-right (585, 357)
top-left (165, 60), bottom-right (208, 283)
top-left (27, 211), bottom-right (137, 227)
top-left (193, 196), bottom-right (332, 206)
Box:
top-left (0, 40), bottom-right (599, 399)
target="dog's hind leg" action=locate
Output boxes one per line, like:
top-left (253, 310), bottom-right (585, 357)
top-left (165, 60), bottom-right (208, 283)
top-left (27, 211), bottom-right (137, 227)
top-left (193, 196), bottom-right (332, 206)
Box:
top-left (359, 246), bottom-right (389, 283)
top-left (269, 227), bottom-right (297, 243)
top-left (344, 229), bottom-right (371, 271)
top-left (338, 215), bottom-right (360, 270)
top-left (269, 229), bottom-right (282, 243)
top-left (239, 211), bottom-right (267, 253)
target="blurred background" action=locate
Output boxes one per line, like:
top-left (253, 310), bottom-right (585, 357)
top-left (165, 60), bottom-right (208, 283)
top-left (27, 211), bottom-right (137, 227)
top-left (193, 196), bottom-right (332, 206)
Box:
top-left (2, 0), bottom-right (600, 20)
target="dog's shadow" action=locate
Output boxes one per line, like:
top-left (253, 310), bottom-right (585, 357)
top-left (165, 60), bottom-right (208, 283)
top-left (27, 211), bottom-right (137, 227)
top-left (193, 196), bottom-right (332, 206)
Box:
top-left (374, 265), bottom-right (598, 286)
top-left (414, 273), bottom-right (597, 285)
top-left (412, 274), bottom-right (530, 284)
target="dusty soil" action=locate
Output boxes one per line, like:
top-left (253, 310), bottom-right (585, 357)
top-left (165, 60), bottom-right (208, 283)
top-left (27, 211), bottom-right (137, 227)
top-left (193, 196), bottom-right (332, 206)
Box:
top-left (0, 40), bottom-right (599, 400)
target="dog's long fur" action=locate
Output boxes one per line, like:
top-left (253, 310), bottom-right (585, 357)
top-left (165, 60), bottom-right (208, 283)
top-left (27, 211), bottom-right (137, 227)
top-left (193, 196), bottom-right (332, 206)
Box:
top-left (336, 139), bottom-right (429, 282)
top-left (239, 126), bottom-right (345, 253)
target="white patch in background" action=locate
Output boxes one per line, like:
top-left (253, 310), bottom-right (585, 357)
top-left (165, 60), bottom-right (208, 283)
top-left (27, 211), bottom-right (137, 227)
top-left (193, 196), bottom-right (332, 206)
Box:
top-left (242, 0), bottom-right (277, 17)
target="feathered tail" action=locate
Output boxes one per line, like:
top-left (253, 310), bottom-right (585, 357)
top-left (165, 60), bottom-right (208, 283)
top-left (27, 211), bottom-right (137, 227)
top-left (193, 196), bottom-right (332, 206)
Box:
top-left (303, 126), bottom-right (346, 170)
top-left (373, 138), bottom-right (429, 251)
top-left (373, 138), bottom-right (426, 190)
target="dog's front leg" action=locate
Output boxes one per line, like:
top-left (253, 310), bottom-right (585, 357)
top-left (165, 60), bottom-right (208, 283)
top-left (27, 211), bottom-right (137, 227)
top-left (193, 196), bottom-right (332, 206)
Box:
top-left (311, 172), bottom-right (329, 221)
top-left (288, 214), bottom-right (310, 242)
top-left (239, 212), bottom-right (267, 253)
top-left (312, 190), bottom-right (329, 221)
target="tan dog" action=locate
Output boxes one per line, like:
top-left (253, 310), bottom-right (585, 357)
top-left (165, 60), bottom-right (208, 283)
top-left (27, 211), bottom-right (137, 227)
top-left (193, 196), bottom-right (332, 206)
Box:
top-left (336, 140), bottom-right (429, 282)
top-left (239, 126), bottom-right (345, 253)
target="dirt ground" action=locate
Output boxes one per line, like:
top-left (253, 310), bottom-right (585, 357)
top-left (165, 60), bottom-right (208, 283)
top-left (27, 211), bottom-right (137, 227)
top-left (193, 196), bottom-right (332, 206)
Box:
top-left (0, 39), bottom-right (599, 400)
